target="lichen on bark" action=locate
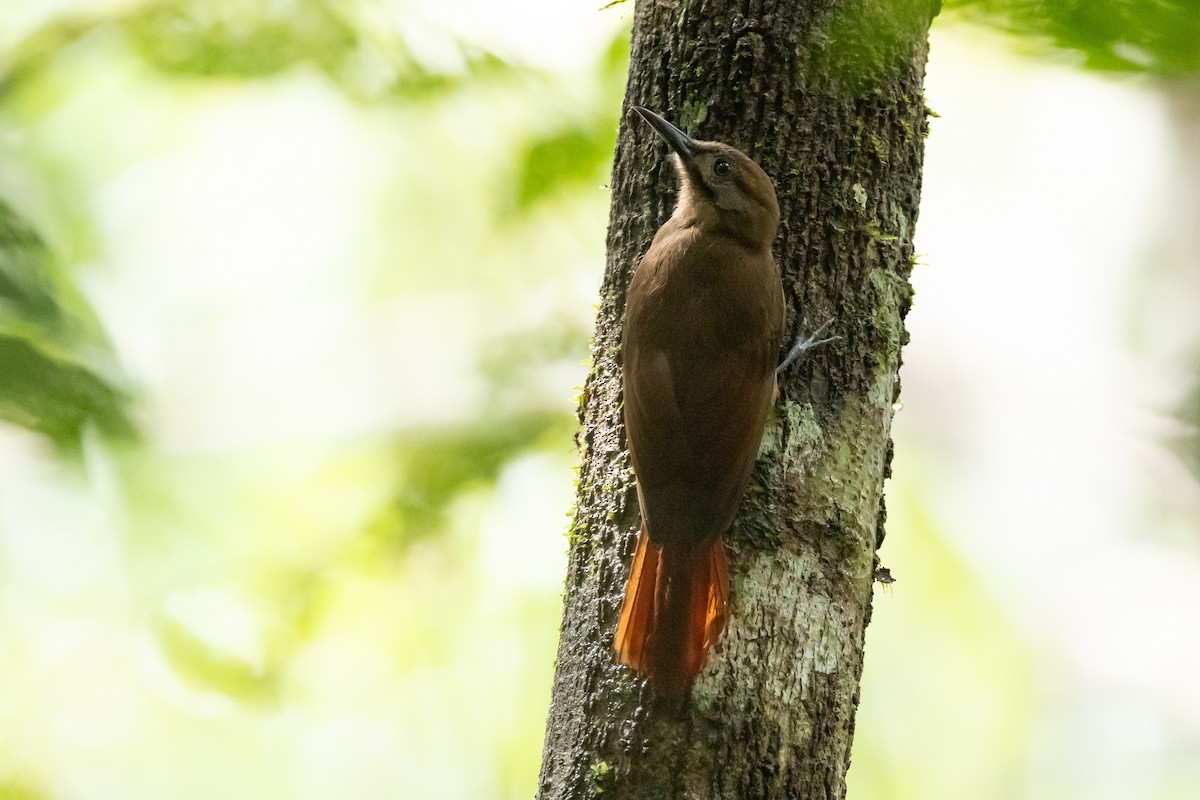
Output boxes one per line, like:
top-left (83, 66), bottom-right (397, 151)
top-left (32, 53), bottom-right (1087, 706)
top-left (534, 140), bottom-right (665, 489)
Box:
top-left (538, 1), bottom-right (937, 798)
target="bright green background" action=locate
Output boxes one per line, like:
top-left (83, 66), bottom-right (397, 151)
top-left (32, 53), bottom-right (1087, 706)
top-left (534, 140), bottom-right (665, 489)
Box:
top-left (1, 1), bottom-right (1198, 798)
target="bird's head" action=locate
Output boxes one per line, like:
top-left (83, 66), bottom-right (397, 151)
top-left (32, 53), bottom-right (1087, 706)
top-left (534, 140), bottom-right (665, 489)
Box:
top-left (633, 106), bottom-right (780, 250)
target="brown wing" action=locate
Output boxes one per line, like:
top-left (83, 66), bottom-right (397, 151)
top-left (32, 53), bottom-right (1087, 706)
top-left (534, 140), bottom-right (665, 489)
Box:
top-left (622, 229), bottom-right (783, 548)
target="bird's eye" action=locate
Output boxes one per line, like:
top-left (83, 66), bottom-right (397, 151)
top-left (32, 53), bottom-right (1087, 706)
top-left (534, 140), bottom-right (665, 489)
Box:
top-left (714, 159), bottom-right (731, 176)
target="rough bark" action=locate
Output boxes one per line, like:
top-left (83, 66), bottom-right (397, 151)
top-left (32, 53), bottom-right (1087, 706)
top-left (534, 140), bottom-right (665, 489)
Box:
top-left (538, 1), bottom-right (936, 797)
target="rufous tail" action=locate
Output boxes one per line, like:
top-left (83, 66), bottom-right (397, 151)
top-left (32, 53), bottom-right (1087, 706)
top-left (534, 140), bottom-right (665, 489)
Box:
top-left (613, 523), bottom-right (729, 696)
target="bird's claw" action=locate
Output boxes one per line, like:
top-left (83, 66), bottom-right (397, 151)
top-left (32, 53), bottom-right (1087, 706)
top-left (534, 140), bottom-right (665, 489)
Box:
top-left (777, 317), bottom-right (840, 375)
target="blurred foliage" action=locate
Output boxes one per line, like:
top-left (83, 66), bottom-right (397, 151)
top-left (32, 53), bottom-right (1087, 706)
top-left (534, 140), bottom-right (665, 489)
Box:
top-left (0, 336), bottom-right (133, 447)
top-left (849, 482), bottom-right (1036, 799)
top-left (375, 317), bottom-right (589, 549)
top-left (153, 610), bottom-right (279, 703)
top-left (0, 0), bottom-right (622, 796)
top-left (380, 412), bottom-right (577, 550)
top-left (0, 14), bottom-right (98, 99)
top-left (0, 203), bottom-right (65, 331)
top-left (0, 0), bottom-right (622, 454)
top-left (0, 785), bottom-right (49, 800)
top-left (1, 0), bottom-right (1194, 798)
top-left (945, 0), bottom-right (1200, 76)
top-left (1175, 379), bottom-right (1200, 482)
top-left (120, 0), bottom-right (530, 102)
top-left (516, 125), bottom-right (614, 210)
top-left (120, 0), bottom-right (360, 78)
top-left (2, 0), bottom-right (529, 105)
top-left (513, 34), bottom-right (628, 210)
top-left (0, 199), bottom-right (134, 450)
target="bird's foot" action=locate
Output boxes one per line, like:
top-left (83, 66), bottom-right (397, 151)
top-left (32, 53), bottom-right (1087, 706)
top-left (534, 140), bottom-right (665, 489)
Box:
top-left (776, 318), bottom-right (839, 375)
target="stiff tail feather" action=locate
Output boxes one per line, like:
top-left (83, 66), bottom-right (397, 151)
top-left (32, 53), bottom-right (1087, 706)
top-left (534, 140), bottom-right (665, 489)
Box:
top-left (613, 523), bottom-right (729, 696)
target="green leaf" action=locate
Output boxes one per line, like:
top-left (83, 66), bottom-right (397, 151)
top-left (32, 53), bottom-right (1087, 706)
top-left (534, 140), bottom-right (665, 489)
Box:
top-left (120, 0), bottom-right (359, 78)
top-left (515, 122), bottom-right (616, 211)
top-left (0, 335), bottom-right (135, 447)
top-left (0, 199), bottom-right (136, 450)
top-left (367, 411), bottom-right (576, 550)
top-left (946, 0), bottom-right (1200, 76)
top-left (153, 613), bottom-right (277, 703)
top-left (0, 204), bottom-right (65, 330)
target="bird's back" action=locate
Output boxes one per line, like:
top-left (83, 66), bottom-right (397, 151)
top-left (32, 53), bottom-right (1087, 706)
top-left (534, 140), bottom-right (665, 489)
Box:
top-left (623, 223), bottom-right (783, 547)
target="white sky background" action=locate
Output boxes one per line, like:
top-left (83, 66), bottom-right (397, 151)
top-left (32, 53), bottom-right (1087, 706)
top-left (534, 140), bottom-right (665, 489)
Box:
top-left (1, 0), bottom-right (1199, 796)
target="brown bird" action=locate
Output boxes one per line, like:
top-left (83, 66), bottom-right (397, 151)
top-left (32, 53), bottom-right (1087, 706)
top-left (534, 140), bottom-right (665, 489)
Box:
top-left (614, 108), bottom-right (832, 696)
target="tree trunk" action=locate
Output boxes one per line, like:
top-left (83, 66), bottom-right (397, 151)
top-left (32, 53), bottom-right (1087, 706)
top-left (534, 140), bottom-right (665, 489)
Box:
top-left (538, 1), bottom-right (937, 797)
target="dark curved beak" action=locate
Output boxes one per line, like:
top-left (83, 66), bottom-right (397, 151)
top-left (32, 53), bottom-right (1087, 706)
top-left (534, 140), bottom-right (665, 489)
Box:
top-left (633, 107), bottom-right (694, 161)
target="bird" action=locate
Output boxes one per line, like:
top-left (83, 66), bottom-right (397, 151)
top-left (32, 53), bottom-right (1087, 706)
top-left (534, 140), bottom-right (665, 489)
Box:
top-left (614, 107), bottom-right (833, 696)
